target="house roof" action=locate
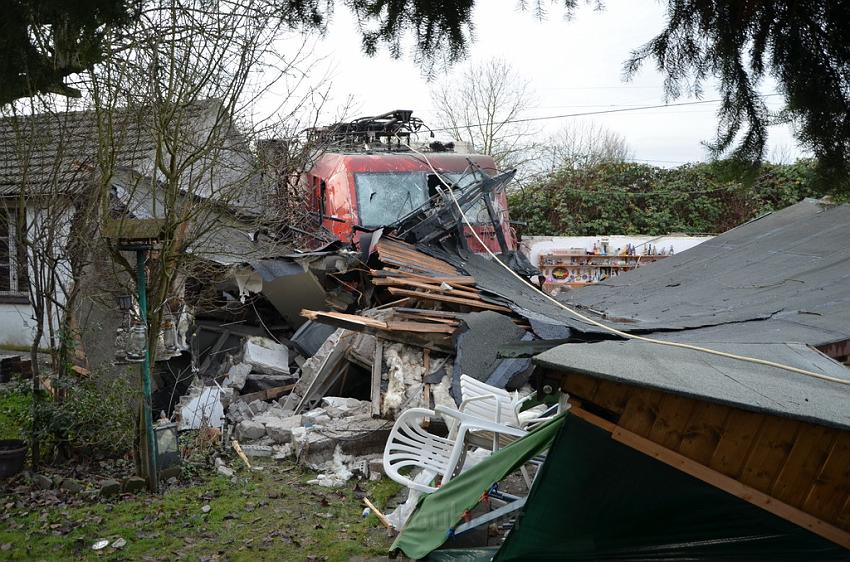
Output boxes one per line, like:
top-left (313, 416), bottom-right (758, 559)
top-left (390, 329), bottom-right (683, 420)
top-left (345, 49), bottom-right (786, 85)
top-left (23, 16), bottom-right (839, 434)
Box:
top-left (0, 100), bottom-right (237, 197)
top-left (1, 106), bottom-right (152, 196)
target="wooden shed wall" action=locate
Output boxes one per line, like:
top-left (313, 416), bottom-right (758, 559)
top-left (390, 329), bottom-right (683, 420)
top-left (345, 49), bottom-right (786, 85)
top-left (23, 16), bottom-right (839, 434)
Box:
top-left (557, 371), bottom-right (850, 549)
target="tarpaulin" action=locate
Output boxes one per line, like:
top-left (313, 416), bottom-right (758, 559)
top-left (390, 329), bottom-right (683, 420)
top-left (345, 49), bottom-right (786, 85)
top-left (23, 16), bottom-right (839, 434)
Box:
top-left (494, 415), bottom-right (849, 560)
top-left (390, 414), bottom-right (566, 560)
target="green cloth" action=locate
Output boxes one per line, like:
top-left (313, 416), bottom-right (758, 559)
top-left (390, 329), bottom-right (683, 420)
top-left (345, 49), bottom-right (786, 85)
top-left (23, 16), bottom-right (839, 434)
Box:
top-left (494, 415), bottom-right (849, 561)
top-left (390, 414), bottom-right (566, 560)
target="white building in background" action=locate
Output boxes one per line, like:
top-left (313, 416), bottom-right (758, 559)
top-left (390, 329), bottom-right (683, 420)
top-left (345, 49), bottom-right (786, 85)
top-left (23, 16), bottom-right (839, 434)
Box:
top-left (520, 234), bottom-right (714, 292)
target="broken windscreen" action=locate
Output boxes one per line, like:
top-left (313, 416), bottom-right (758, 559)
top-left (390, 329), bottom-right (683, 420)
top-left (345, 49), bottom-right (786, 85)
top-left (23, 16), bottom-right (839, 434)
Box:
top-left (354, 172), bottom-right (429, 227)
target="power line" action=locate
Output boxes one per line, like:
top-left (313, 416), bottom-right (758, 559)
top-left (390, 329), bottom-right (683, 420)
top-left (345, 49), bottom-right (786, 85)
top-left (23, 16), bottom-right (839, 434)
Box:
top-left (429, 93), bottom-right (782, 132)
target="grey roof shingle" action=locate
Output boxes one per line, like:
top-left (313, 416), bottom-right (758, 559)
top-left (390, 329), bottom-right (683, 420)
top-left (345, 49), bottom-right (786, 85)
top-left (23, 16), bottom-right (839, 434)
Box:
top-left (0, 100), bottom-right (225, 197)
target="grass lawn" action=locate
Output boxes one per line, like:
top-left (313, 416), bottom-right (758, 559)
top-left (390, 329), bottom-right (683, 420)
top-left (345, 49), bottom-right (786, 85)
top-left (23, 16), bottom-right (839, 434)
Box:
top-left (0, 459), bottom-right (403, 561)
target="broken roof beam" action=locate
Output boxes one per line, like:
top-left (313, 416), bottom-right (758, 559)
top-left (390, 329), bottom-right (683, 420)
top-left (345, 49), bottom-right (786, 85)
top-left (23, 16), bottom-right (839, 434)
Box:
top-left (300, 309), bottom-right (455, 352)
top-left (370, 269), bottom-right (477, 286)
top-left (386, 287), bottom-right (512, 313)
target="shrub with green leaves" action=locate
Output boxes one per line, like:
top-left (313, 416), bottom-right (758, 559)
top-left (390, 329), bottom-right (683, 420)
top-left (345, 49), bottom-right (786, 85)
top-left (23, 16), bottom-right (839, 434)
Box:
top-left (509, 159), bottom-right (836, 237)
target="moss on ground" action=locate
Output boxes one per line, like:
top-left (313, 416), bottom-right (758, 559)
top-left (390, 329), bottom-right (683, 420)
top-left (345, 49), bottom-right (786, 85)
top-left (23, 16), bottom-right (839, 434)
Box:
top-left (0, 459), bottom-right (402, 561)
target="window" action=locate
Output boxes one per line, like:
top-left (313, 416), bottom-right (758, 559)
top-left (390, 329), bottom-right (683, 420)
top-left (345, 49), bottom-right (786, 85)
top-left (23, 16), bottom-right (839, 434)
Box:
top-left (433, 171), bottom-right (505, 224)
top-left (354, 172), bottom-right (429, 227)
top-left (0, 209), bottom-right (28, 301)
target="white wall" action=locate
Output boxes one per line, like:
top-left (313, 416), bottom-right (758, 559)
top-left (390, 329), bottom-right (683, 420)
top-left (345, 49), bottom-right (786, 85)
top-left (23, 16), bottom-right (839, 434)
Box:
top-left (520, 234), bottom-right (714, 270)
top-left (0, 205), bottom-right (74, 350)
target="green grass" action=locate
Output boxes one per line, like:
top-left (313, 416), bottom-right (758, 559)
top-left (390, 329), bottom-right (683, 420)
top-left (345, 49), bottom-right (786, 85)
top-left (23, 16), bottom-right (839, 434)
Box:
top-left (0, 460), bottom-right (401, 561)
top-left (0, 385), bottom-right (30, 440)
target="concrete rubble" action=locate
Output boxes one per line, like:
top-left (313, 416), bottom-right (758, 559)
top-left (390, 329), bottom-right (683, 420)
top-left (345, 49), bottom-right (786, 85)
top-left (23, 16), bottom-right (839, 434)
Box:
top-left (167, 224), bottom-right (555, 490)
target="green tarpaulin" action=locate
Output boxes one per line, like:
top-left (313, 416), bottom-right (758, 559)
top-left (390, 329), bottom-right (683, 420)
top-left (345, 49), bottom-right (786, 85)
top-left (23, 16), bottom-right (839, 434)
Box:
top-left (391, 414), bottom-right (567, 560)
top-left (493, 415), bottom-right (849, 560)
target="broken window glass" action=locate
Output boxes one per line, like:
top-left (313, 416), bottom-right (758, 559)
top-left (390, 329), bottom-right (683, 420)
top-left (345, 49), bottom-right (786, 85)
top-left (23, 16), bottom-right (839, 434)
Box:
top-left (439, 171), bottom-right (505, 224)
top-left (354, 172), bottom-right (429, 227)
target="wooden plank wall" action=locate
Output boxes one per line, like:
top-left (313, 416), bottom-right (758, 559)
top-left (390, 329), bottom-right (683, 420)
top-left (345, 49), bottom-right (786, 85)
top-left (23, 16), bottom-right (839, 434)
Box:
top-left (559, 372), bottom-right (850, 547)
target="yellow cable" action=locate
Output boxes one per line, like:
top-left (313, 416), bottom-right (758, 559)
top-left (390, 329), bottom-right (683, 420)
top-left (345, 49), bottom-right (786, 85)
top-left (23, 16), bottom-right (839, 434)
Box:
top-left (401, 140), bottom-right (850, 387)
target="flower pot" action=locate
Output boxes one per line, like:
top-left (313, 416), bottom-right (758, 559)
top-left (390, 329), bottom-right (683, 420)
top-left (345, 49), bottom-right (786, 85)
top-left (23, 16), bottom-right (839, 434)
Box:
top-left (0, 439), bottom-right (27, 478)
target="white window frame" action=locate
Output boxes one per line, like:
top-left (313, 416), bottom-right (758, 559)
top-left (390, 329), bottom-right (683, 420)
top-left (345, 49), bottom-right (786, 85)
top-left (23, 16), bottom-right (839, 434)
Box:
top-left (0, 208), bottom-right (28, 300)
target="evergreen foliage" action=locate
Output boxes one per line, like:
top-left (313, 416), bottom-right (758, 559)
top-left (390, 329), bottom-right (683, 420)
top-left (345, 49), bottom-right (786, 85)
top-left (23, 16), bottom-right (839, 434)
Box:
top-left (507, 160), bottom-right (834, 236)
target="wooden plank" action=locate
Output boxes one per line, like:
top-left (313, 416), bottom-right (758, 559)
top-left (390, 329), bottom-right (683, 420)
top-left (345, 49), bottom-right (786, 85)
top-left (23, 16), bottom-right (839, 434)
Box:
top-left (677, 401), bottom-right (731, 465)
top-left (738, 416), bottom-right (800, 492)
top-left (386, 287), bottom-right (512, 312)
top-left (803, 434), bottom-right (850, 522)
top-left (302, 309), bottom-right (456, 334)
top-left (708, 408), bottom-right (765, 479)
top-left (837, 494), bottom-right (850, 531)
top-left (647, 394), bottom-right (698, 451)
top-left (373, 276), bottom-right (483, 300)
top-left (590, 379), bottom-right (632, 416)
top-left (561, 374), bottom-right (599, 403)
top-left (375, 239), bottom-right (458, 275)
top-left (371, 338), bottom-right (383, 417)
top-left (370, 269), bottom-right (476, 286)
top-left (236, 384), bottom-right (296, 404)
top-left (393, 312), bottom-right (460, 326)
top-left (610, 426), bottom-right (850, 550)
top-left (571, 405), bottom-right (616, 432)
top-left (617, 387), bottom-right (665, 437)
top-left (772, 424), bottom-right (839, 508)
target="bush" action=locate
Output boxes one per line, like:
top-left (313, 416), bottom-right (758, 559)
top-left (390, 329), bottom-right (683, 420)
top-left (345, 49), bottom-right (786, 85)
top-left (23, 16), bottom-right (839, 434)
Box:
top-left (508, 159), bottom-right (837, 237)
top-left (30, 370), bottom-right (138, 460)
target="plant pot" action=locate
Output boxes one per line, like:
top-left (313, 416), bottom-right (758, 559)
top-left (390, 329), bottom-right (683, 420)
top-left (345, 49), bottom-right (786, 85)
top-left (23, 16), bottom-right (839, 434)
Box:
top-left (0, 439), bottom-right (27, 478)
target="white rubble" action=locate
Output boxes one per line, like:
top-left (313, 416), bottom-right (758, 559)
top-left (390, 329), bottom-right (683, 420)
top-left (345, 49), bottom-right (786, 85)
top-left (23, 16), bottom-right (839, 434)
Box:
top-left (222, 362), bottom-right (251, 390)
top-left (178, 385), bottom-right (226, 430)
top-left (243, 336), bottom-right (290, 376)
top-left (234, 419), bottom-right (265, 441)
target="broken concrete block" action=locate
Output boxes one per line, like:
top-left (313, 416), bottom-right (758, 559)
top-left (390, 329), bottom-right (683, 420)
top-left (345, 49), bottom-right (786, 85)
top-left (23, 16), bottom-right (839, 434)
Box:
top-left (303, 407), bottom-right (331, 426)
top-left (248, 399), bottom-right (270, 415)
top-left (272, 443), bottom-right (293, 462)
top-left (234, 420), bottom-right (266, 441)
top-left (223, 362), bottom-right (251, 390)
top-left (243, 337), bottom-right (289, 376)
top-left (264, 415), bottom-right (303, 444)
top-left (240, 444), bottom-right (273, 458)
top-left (216, 465), bottom-right (234, 478)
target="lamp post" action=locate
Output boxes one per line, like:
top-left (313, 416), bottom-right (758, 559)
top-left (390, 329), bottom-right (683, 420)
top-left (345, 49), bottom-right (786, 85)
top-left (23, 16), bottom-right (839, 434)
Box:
top-left (106, 218), bottom-right (166, 493)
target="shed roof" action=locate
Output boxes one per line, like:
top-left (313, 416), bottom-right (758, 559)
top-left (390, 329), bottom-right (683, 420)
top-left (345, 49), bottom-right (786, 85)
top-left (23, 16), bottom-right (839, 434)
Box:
top-left (536, 340), bottom-right (850, 430)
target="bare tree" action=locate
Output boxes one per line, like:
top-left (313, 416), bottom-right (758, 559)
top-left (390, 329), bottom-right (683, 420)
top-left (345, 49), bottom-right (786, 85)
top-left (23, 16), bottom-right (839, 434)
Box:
top-left (429, 57), bottom-right (538, 173)
top-left (72, 0), bottom-right (328, 484)
top-left (536, 120), bottom-right (633, 173)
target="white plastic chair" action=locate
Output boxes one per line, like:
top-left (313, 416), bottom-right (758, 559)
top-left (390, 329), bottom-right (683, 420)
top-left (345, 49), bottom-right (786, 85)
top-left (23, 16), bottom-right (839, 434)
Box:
top-left (383, 406), bottom-right (527, 494)
top-left (459, 374), bottom-right (560, 431)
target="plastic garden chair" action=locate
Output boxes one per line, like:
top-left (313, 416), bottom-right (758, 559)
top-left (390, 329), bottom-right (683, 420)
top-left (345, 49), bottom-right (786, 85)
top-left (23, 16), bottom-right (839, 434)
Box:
top-left (382, 406), bottom-right (527, 494)
top-left (459, 374), bottom-right (560, 432)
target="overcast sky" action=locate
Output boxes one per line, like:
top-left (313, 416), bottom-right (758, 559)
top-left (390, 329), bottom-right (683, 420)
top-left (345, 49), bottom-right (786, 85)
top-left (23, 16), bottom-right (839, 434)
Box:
top-left (266, 1), bottom-right (805, 167)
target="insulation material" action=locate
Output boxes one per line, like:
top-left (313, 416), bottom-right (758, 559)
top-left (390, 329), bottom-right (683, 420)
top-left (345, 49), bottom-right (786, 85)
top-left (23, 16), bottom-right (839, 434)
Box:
top-left (307, 445), bottom-right (355, 488)
top-left (381, 343), bottom-right (426, 417)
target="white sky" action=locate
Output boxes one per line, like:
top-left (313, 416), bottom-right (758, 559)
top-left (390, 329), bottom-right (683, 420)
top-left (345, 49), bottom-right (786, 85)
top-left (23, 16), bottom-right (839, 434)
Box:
top-left (263, 1), bottom-right (805, 167)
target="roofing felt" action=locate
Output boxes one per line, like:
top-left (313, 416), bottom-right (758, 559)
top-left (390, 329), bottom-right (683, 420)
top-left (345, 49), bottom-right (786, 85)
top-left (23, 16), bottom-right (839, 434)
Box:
top-left (535, 340), bottom-right (850, 430)
top-left (559, 198), bottom-right (850, 345)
